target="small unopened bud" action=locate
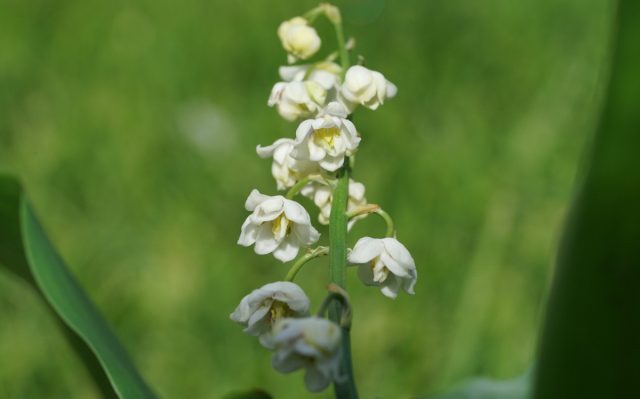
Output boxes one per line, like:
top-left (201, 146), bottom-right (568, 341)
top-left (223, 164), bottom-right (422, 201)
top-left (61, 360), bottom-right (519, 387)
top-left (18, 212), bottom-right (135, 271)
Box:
top-left (277, 17), bottom-right (321, 63)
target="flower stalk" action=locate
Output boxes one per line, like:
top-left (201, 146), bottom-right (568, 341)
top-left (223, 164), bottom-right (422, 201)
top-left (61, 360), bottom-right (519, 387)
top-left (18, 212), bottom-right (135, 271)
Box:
top-left (329, 160), bottom-right (359, 398)
top-left (284, 246), bottom-right (329, 281)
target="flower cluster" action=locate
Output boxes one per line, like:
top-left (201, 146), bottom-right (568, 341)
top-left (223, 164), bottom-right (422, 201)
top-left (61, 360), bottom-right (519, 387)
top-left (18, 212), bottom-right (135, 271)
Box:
top-left (231, 4), bottom-right (417, 393)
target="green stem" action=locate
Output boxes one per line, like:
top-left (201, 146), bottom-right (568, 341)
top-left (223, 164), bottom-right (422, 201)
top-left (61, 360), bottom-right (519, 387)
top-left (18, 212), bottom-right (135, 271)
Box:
top-left (346, 205), bottom-right (395, 237)
top-left (285, 177), bottom-right (311, 199)
top-left (329, 161), bottom-right (358, 399)
top-left (375, 209), bottom-right (395, 237)
top-left (284, 246), bottom-right (329, 282)
top-left (330, 12), bottom-right (350, 77)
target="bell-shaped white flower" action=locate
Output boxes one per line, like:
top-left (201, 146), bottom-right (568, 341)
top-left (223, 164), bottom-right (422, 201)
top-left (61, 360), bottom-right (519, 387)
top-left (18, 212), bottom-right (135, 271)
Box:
top-left (302, 179), bottom-right (367, 227)
top-left (277, 17), bottom-right (321, 63)
top-left (279, 62), bottom-right (342, 91)
top-left (268, 80), bottom-right (327, 121)
top-left (238, 190), bottom-right (320, 262)
top-left (292, 102), bottom-right (360, 172)
top-left (270, 317), bottom-right (342, 392)
top-left (230, 281), bottom-right (310, 348)
top-left (348, 237), bottom-right (417, 299)
top-left (341, 65), bottom-right (397, 111)
top-left (256, 138), bottom-right (318, 190)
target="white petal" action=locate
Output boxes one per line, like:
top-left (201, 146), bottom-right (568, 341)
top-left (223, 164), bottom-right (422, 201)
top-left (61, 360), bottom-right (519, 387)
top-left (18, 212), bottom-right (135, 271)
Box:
top-left (319, 155), bottom-right (344, 172)
top-left (254, 224), bottom-right (279, 255)
top-left (282, 199), bottom-right (310, 224)
top-left (380, 276), bottom-right (402, 299)
top-left (294, 119), bottom-right (314, 143)
top-left (291, 223), bottom-right (320, 246)
top-left (304, 367), bottom-right (331, 392)
top-left (382, 238), bottom-right (415, 269)
top-left (253, 197), bottom-right (285, 222)
top-left (279, 64), bottom-right (308, 81)
top-left (349, 180), bottom-right (366, 201)
top-left (256, 138), bottom-right (294, 159)
top-left (273, 241), bottom-right (300, 262)
top-left (323, 101), bottom-right (348, 118)
top-left (380, 251), bottom-right (410, 278)
top-left (244, 189), bottom-right (269, 211)
top-left (237, 217), bottom-right (258, 246)
top-left (348, 237), bottom-right (384, 264)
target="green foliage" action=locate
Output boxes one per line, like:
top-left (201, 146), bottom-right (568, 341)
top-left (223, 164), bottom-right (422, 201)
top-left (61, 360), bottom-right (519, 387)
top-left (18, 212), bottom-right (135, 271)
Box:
top-left (429, 370), bottom-right (530, 399)
top-left (0, 0), bottom-right (612, 397)
top-left (0, 176), bottom-right (156, 399)
top-left (533, 0), bottom-right (640, 397)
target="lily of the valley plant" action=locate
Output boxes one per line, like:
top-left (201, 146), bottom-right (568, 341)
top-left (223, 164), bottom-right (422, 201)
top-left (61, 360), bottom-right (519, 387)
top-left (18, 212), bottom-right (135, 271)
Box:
top-left (231, 4), bottom-right (417, 397)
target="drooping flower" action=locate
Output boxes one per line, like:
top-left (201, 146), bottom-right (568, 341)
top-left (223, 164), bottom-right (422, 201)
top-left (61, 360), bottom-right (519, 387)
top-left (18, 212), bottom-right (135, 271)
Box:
top-left (292, 102), bottom-right (360, 172)
top-left (268, 81), bottom-right (327, 121)
top-left (256, 138), bottom-right (318, 190)
top-left (268, 62), bottom-right (343, 122)
top-left (279, 62), bottom-right (342, 91)
top-left (238, 190), bottom-right (320, 262)
top-left (302, 179), bottom-right (367, 227)
top-left (278, 17), bottom-right (321, 63)
top-left (270, 317), bottom-right (342, 392)
top-left (348, 237), bottom-right (417, 299)
top-left (230, 281), bottom-right (310, 348)
top-left (341, 65), bottom-right (397, 111)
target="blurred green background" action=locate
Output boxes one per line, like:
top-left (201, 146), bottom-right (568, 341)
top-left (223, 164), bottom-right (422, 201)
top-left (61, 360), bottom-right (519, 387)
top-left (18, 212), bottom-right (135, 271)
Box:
top-left (0, 0), bottom-right (612, 397)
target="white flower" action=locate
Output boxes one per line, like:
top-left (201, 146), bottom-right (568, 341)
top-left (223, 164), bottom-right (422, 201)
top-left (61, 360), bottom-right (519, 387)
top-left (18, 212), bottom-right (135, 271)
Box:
top-left (348, 237), bottom-right (417, 299)
top-left (256, 138), bottom-right (318, 190)
top-left (279, 62), bottom-right (342, 90)
top-left (268, 62), bottom-right (343, 121)
top-left (302, 179), bottom-right (367, 227)
top-left (278, 17), bottom-right (321, 63)
top-left (230, 281), bottom-right (310, 348)
top-left (268, 81), bottom-right (326, 121)
top-left (341, 65), bottom-right (398, 110)
top-left (238, 190), bottom-right (320, 262)
top-left (270, 317), bottom-right (342, 392)
top-left (292, 102), bottom-right (360, 172)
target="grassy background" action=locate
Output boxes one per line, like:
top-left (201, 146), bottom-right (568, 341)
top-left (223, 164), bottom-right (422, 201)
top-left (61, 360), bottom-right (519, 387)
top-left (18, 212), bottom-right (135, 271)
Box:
top-left (0, 0), bottom-right (611, 397)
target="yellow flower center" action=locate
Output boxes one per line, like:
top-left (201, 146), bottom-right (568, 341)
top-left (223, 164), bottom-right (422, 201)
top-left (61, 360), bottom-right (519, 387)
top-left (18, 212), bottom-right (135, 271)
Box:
top-left (272, 214), bottom-right (292, 238)
top-left (313, 127), bottom-right (340, 150)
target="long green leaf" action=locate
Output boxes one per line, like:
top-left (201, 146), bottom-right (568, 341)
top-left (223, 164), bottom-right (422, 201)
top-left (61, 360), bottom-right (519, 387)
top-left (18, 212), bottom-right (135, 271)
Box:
top-left (533, 0), bottom-right (640, 397)
top-left (0, 176), bottom-right (157, 399)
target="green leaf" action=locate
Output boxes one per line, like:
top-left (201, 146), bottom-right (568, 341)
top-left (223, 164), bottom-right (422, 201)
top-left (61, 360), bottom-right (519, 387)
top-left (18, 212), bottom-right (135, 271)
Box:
top-left (428, 370), bottom-right (530, 399)
top-left (0, 176), bottom-right (157, 399)
top-left (533, 1), bottom-right (640, 397)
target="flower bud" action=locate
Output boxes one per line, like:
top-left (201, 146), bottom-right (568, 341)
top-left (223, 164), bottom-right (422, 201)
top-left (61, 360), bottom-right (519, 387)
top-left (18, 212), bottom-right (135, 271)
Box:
top-left (277, 17), bottom-right (321, 63)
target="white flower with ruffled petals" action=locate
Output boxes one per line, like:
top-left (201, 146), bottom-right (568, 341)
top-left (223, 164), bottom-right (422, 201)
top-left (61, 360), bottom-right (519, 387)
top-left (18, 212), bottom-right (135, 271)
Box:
top-left (230, 281), bottom-right (310, 348)
top-left (292, 102), bottom-right (360, 172)
top-left (268, 81), bottom-right (327, 121)
top-left (279, 62), bottom-right (342, 90)
top-left (302, 179), bottom-right (367, 228)
top-left (270, 317), bottom-right (342, 392)
top-left (278, 17), bottom-right (321, 63)
top-left (238, 190), bottom-right (320, 262)
top-left (348, 237), bottom-right (417, 298)
top-left (256, 138), bottom-right (318, 190)
top-left (341, 65), bottom-right (397, 111)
